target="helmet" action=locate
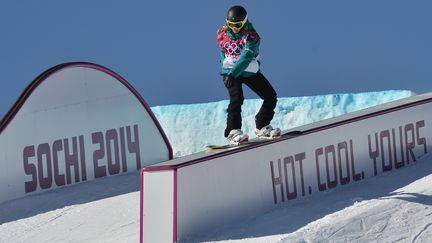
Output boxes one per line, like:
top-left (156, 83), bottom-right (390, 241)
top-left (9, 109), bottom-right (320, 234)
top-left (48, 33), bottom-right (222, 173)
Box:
top-left (227, 5), bottom-right (247, 22)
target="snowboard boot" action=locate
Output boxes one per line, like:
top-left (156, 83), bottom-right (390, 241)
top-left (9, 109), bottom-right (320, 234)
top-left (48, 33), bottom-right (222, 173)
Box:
top-left (255, 125), bottom-right (281, 139)
top-left (227, 129), bottom-right (249, 145)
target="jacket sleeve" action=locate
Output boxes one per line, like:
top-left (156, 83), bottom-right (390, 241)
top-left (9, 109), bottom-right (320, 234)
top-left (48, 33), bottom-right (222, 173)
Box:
top-left (229, 35), bottom-right (260, 78)
top-left (220, 50), bottom-right (226, 64)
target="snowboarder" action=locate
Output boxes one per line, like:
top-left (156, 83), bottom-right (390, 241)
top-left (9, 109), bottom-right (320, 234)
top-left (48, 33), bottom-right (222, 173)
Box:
top-left (217, 5), bottom-right (281, 145)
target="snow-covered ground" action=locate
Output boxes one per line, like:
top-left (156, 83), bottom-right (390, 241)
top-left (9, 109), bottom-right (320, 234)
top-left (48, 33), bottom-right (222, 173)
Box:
top-left (2, 90), bottom-right (432, 243)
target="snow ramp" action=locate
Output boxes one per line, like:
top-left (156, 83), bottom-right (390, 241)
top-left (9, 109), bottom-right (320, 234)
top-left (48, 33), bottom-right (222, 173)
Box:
top-left (140, 92), bottom-right (432, 243)
top-left (0, 62), bottom-right (172, 204)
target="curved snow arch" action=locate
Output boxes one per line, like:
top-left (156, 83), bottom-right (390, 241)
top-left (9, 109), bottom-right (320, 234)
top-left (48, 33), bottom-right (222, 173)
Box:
top-left (0, 62), bottom-right (173, 204)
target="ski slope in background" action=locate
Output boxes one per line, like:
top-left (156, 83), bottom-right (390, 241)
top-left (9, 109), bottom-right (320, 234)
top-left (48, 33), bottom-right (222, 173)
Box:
top-left (2, 90), bottom-right (432, 243)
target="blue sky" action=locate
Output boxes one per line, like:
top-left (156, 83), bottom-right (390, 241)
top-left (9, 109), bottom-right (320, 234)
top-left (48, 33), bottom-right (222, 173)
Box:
top-left (1, 0), bottom-right (431, 119)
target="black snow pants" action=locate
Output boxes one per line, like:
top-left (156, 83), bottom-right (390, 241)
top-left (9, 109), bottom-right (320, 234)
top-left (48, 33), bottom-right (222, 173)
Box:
top-left (224, 72), bottom-right (277, 137)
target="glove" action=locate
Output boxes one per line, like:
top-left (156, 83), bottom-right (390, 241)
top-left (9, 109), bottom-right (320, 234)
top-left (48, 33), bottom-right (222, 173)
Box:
top-left (223, 74), bottom-right (235, 88)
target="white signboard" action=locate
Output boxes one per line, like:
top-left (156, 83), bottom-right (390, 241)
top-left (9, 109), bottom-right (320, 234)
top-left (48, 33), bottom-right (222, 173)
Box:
top-left (140, 93), bottom-right (432, 243)
top-left (0, 62), bottom-right (172, 204)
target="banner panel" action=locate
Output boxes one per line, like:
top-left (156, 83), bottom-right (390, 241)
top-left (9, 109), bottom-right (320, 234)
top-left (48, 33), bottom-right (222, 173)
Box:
top-left (0, 63), bottom-right (172, 203)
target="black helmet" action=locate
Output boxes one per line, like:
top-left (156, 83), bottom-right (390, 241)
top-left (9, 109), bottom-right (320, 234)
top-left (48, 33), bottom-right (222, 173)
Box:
top-left (227, 5), bottom-right (247, 22)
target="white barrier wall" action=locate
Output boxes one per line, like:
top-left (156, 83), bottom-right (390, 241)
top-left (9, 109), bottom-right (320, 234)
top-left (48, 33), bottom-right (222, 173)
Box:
top-left (0, 62), bottom-right (172, 204)
top-left (140, 93), bottom-right (432, 243)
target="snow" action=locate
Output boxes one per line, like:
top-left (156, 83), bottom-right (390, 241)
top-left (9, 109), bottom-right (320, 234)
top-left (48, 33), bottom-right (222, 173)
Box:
top-left (0, 172), bottom-right (140, 242)
top-left (151, 90), bottom-right (414, 157)
top-left (2, 90), bottom-right (432, 243)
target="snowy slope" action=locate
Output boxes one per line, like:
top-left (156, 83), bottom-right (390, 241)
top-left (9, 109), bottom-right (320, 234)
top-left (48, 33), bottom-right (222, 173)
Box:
top-left (2, 91), bottom-right (432, 243)
top-left (0, 172), bottom-right (140, 243)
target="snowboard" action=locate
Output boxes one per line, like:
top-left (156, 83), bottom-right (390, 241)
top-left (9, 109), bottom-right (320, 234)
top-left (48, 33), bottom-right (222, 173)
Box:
top-left (206, 130), bottom-right (303, 150)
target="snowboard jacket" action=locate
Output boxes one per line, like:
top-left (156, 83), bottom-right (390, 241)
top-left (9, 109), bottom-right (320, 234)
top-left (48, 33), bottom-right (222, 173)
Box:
top-left (216, 22), bottom-right (261, 78)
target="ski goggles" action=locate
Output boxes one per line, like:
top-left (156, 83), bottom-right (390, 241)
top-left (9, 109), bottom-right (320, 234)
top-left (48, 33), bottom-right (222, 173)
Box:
top-left (226, 16), bottom-right (248, 30)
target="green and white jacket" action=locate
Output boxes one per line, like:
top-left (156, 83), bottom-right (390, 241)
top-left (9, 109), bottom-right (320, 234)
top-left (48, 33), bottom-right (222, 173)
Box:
top-left (216, 22), bottom-right (261, 78)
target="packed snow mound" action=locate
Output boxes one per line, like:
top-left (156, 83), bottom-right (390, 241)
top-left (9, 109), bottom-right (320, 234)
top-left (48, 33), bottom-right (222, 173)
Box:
top-left (151, 90), bottom-right (414, 157)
